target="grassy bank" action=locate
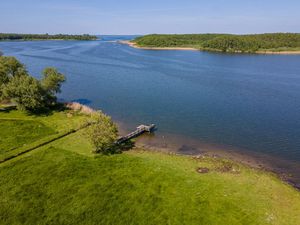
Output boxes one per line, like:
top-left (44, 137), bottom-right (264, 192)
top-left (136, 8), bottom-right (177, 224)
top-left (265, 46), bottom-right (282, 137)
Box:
top-left (0, 109), bottom-right (88, 161)
top-left (1, 109), bottom-right (300, 225)
top-left (132, 33), bottom-right (300, 53)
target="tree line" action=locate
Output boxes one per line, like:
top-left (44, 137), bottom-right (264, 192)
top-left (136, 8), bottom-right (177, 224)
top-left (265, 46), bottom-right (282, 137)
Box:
top-left (0, 33), bottom-right (97, 41)
top-left (134, 33), bottom-right (300, 53)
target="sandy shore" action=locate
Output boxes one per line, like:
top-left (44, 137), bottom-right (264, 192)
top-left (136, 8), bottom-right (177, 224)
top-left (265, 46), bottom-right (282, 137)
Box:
top-left (256, 50), bottom-right (300, 55)
top-left (118, 40), bottom-right (198, 51)
top-left (119, 40), bottom-right (300, 55)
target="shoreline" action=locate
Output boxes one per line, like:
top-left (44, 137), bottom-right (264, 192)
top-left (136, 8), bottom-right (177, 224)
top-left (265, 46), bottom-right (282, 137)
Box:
top-left (116, 120), bottom-right (300, 191)
top-left (2, 100), bottom-right (299, 191)
top-left (119, 40), bottom-right (300, 55)
top-left (118, 40), bottom-right (198, 51)
top-left (137, 134), bottom-right (300, 190)
top-left (0, 38), bottom-right (98, 42)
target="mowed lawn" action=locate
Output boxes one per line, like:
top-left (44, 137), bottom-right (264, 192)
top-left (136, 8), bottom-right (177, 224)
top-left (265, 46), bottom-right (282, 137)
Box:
top-left (0, 119), bottom-right (55, 154)
top-left (1, 147), bottom-right (300, 225)
top-left (0, 110), bottom-right (88, 160)
top-left (1, 110), bottom-right (300, 225)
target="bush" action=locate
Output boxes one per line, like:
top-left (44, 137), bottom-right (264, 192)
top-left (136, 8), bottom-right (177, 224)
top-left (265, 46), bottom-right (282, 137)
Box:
top-left (86, 111), bottom-right (118, 154)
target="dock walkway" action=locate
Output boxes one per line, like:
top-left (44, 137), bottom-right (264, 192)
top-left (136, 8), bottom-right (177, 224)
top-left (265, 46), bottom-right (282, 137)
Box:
top-left (116, 124), bottom-right (155, 144)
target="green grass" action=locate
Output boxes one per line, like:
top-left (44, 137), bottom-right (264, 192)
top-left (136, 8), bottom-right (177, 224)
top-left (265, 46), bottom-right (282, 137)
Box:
top-left (1, 110), bottom-right (300, 225)
top-left (0, 119), bottom-right (55, 154)
top-left (0, 110), bottom-right (88, 161)
top-left (1, 147), bottom-right (300, 225)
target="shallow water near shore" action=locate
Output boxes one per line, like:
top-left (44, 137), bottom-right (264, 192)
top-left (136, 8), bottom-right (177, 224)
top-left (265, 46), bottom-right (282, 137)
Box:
top-left (0, 35), bottom-right (300, 186)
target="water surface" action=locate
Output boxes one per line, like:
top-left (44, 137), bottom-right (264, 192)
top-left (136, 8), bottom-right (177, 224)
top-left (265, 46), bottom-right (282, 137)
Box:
top-left (0, 36), bottom-right (300, 164)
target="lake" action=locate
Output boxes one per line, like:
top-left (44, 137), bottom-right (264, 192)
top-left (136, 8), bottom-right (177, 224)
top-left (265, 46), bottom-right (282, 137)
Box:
top-left (1, 35), bottom-right (299, 167)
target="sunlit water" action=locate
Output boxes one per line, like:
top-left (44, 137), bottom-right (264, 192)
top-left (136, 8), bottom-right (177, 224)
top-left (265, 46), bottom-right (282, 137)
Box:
top-left (1, 36), bottom-right (300, 165)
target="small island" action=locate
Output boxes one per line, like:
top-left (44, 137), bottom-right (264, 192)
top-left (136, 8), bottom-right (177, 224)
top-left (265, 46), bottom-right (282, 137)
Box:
top-left (0, 33), bottom-right (97, 41)
top-left (125, 33), bottom-right (300, 54)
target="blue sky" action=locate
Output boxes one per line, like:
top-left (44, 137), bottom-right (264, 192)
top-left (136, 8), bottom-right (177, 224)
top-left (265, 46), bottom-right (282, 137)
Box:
top-left (1, 0), bottom-right (299, 34)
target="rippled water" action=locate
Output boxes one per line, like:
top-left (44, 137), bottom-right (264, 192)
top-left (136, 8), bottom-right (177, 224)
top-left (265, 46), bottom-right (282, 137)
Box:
top-left (1, 35), bottom-right (300, 163)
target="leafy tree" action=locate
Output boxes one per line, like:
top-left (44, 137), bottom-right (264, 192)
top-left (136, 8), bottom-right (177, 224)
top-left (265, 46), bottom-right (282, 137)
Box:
top-left (0, 56), bottom-right (66, 112)
top-left (86, 111), bottom-right (118, 154)
top-left (41, 67), bottom-right (66, 95)
top-left (0, 56), bottom-right (26, 85)
top-left (2, 74), bottom-right (46, 111)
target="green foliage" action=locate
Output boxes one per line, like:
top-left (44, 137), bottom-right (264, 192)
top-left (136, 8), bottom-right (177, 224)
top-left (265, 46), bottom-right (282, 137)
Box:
top-left (0, 33), bottom-right (97, 41)
top-left (41, 68), bottom-right (65, 94)
top-left (134, 34), bottom-right (223, 47)
top-left (0, 56), bottom-right (65, 112)
top-left (2, 74), bottom-right (46, 111)
top-left (134, 33), bottom-right (300, 52)
top-left (86, 111), bottom-right (118, 154)
top-left (0, 56), bottom-right (26, 86)
top-left (202, 33), bottom-right (300, 52)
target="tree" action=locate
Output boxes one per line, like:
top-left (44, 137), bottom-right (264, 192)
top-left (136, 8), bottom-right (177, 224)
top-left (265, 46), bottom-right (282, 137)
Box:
top-left (2, 74), bottom-right (46, 111)
top-left (0, 56), bottom-right (25, 88)
top-left (86, 111), bottom-right (118, 154)
top-left (0, 56), bottom-right (27, 100)
top-left (41, 67), bottom-right (65, 95)
top-left (0, 56), bottom-right (66, 112)
top-left (0, 56), bottom-right (25, 79)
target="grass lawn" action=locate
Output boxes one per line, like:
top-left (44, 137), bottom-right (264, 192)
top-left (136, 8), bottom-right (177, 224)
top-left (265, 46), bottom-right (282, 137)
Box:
top-left (0, 110), bottom-right (300, 225)
top-left (0, 110), bottom-right (88, 161)
top-left (0, 119), bottom-right (55, 154)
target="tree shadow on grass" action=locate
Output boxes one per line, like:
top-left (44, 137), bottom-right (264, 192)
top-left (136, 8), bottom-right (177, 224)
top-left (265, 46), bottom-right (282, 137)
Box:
top-left (97, 140), bottom-right (136, 156)
top-left (26, 103), bottom-right (67, 117)
top-left (0, 105), bottom-right (17, 113)
top-left (117, 140), bottom-right (135, 152)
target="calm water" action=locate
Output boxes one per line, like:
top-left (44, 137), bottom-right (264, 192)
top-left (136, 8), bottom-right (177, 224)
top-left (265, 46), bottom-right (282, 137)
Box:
top-left (1, 35), bottom-right (300, 163)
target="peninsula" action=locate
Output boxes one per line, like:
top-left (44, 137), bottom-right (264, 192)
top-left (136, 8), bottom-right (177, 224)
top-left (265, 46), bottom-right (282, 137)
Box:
top-left (123, 33), bottom-right (300, 54)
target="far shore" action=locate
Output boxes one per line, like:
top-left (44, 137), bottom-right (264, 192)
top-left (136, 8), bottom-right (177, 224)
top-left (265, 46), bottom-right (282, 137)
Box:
top-left (118, 40), bottom-right (198, 51)
top-left (0, 39), bottom-right (97, 42)
top-left (256, 50), bottom-right (300, 55)
top-left (119, 40), bottom-right (300, 55)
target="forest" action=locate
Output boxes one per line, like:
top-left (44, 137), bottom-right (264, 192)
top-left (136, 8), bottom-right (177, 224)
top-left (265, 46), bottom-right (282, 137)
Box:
top-left (134, 33), bottom-right (300, 53)
top-left (0, 33), bottom-right (97, 41)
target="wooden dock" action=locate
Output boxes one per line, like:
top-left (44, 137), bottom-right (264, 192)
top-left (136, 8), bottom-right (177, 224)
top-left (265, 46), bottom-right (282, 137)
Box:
top-left (116, 124), bottom-right (156, 144)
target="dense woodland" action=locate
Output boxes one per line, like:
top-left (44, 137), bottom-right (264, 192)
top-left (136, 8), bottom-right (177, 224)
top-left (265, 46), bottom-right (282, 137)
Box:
top-left (134, 33), bottom-right (300, 53)
top-left (0, 33), bottom-right (97, 41)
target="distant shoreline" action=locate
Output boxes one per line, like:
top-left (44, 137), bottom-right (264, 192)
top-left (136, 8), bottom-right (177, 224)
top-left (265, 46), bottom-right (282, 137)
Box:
top-left (0, 33), bottom-right (97, 41)
top-left (119, 40), bottom-right (198, 51)
top-left (0, 39), bottom-right (97, 42)
top-left (256, 50), bottom-right (300, 55)
top-left (119, 40), bottom-right (300, 55)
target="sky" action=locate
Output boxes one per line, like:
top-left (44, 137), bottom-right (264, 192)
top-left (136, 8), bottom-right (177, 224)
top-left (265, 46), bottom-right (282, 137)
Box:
top-left (1, 0), bottom-right (300, 35)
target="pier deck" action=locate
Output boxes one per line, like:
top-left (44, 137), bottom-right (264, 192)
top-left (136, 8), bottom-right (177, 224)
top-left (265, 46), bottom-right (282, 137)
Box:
top-left (116, 124), bottom-right (155, 144)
